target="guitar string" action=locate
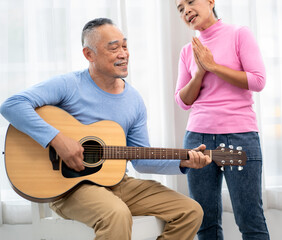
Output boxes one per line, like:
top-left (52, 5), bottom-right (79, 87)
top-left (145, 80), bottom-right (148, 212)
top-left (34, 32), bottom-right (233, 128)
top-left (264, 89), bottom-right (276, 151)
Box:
top-left (80, 147), bottom-right (243, 165)
top-left (81, 147), bottom-right (243, 163)
top-left (82, 147), bottom-right (222, 156)
top-left (82, 146), bottom-right (189, 159)
top-left (82, 146), bottom-right (232, 153)
top-left (82, 147), bottom-right (225, 157)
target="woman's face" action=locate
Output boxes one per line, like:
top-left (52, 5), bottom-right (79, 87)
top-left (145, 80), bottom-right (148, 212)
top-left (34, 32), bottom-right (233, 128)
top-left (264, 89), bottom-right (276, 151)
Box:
top-left (176, 0), bottom-right (217, 31)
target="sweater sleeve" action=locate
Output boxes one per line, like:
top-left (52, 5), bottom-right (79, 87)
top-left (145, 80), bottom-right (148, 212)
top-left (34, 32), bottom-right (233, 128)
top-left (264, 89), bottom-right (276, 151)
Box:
top-left (0, 76), bottom-right (70, 147)
top-left (174, 45), bottom-right (193, 110)
top-left (237, 27), bottom-right (266, 92)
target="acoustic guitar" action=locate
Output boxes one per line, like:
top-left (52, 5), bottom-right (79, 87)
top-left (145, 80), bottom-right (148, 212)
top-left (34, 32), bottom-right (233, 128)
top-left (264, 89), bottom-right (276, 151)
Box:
top-left (4, 106), bottom-right (247, 203)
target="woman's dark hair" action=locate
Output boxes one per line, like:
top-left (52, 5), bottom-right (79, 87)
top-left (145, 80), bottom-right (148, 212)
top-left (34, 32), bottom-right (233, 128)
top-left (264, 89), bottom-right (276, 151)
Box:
top-left (213, 7), bottom-right (218, 19)
top-left (81, 18), bottom-right (114, 47)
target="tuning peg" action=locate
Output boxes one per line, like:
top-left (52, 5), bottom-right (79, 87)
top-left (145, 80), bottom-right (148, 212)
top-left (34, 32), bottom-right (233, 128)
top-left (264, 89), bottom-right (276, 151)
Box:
top-left (220, 143), bottom-right (225, 151)
top-left (220, 160), bottom-right (225, 171)
top-left (238, 159), bottom-right (243, 171)
top-left (236, 146), bottom-right (243, 155)
top-left (229, 145), bottom-right (234, 153)
top-left (230, 160), bottom-right (233, 171)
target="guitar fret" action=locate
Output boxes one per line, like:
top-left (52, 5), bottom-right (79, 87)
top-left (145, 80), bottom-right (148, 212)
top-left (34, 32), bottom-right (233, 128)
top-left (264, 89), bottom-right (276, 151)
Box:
top-left (136, 148), bottom-right (139, 158)
top-left (121, 146), bottom-right (123, 158)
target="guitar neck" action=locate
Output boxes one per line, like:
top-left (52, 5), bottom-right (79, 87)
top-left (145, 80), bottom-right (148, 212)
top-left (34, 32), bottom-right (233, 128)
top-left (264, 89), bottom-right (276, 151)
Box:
top-left (100, 146), bottom-right (210, 160)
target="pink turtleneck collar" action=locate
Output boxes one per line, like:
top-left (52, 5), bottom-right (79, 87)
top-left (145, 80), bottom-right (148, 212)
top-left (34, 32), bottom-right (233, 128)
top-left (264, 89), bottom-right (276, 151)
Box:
top-left (199, 19), bottom-right (223, 39)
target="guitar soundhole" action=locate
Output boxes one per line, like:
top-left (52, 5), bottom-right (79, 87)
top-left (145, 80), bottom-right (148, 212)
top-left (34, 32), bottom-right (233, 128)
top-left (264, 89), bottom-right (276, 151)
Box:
top-left (62, 139), bottom-right (104, 178)
top-left (82, 140), bottom-right (104, 166)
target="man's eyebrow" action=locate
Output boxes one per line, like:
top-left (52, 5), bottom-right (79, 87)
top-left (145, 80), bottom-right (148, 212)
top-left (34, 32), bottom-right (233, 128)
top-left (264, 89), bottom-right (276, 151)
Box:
top-left (108, 38), bottom-right (127, 46)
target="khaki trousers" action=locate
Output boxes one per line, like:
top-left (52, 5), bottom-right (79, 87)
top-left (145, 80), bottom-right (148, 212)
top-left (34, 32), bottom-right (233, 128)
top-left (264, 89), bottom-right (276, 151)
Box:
top-left (50, 175), bottom-right (203, 240)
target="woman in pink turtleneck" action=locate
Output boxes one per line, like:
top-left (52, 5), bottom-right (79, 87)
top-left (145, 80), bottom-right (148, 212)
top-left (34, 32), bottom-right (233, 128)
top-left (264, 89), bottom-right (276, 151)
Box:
top-left (174, 0), bottom-right (270, 239)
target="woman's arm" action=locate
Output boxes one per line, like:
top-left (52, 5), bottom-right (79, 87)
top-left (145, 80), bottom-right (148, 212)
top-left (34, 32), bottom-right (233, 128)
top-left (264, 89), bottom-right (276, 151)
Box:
top-left (175, 44), bottom-right (206, 107)
top-left (179, 67), bottom-right (206, 106)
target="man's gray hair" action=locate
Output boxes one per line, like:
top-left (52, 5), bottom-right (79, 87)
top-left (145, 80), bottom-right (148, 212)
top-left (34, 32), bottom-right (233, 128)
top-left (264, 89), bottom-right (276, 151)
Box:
top-left (81, 18), bottom-right (114, 50)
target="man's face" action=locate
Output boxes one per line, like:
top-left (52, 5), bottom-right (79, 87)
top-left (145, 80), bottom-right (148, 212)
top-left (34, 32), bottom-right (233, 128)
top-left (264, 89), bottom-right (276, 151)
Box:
top-left (90, 24), bottom-right (129, 79)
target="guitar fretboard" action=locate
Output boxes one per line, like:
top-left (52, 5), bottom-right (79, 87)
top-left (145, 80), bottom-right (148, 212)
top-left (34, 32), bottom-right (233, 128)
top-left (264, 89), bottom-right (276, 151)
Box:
top-left (102, 146), bottom-right (209, 160)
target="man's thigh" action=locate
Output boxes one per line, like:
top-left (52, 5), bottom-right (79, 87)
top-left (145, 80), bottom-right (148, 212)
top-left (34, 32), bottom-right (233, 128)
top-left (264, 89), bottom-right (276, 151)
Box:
top-left (50, 183), bottom-right (130, 227)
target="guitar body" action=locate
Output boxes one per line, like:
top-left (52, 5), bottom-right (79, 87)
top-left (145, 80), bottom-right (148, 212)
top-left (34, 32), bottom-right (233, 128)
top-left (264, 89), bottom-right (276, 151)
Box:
top-left (4, 106), bottom-right (127, 202)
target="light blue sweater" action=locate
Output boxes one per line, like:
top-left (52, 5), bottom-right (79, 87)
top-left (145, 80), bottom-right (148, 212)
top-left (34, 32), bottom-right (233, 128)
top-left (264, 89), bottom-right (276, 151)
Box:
top-left (1, 69), bottom-right (186, 175)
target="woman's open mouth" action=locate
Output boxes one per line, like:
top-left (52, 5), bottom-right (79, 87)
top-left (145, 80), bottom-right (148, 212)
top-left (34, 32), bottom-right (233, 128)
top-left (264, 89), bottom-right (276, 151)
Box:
top-left (188, 14), bottom-right (198, 23)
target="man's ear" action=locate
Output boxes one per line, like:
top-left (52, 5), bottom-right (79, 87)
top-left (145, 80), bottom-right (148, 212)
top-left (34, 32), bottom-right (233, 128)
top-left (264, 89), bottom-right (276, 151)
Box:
top-left (83, 47), bottom-right (95, 62)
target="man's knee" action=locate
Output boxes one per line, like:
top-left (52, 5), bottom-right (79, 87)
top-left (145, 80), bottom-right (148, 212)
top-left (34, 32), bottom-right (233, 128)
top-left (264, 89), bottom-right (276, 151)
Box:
top-left (193, 201), bottom-right (204, 222)
top-left (110, 204), bottom-right (132, 223)
top-left (183, 199), bottom-right (204, 225)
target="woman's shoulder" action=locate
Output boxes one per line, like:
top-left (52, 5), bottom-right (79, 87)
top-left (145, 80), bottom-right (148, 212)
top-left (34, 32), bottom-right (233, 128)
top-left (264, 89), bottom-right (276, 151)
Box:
top-left (221, 21), bottom-right (252, 36)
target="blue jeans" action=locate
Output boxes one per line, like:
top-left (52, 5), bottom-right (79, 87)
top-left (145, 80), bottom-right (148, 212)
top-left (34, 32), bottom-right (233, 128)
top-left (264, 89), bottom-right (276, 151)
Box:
top-left (184, 131), bottom-right (270, 240)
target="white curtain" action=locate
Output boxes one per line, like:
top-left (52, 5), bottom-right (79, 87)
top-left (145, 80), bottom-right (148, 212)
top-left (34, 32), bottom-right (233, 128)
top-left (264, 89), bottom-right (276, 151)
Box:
top-left (0, 0), bottom-right (191, 224)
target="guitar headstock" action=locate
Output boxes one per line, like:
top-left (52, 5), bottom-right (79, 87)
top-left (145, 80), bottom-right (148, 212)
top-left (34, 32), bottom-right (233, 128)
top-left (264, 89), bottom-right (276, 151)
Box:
top-left (212, 143), bottom-right (247, 171)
